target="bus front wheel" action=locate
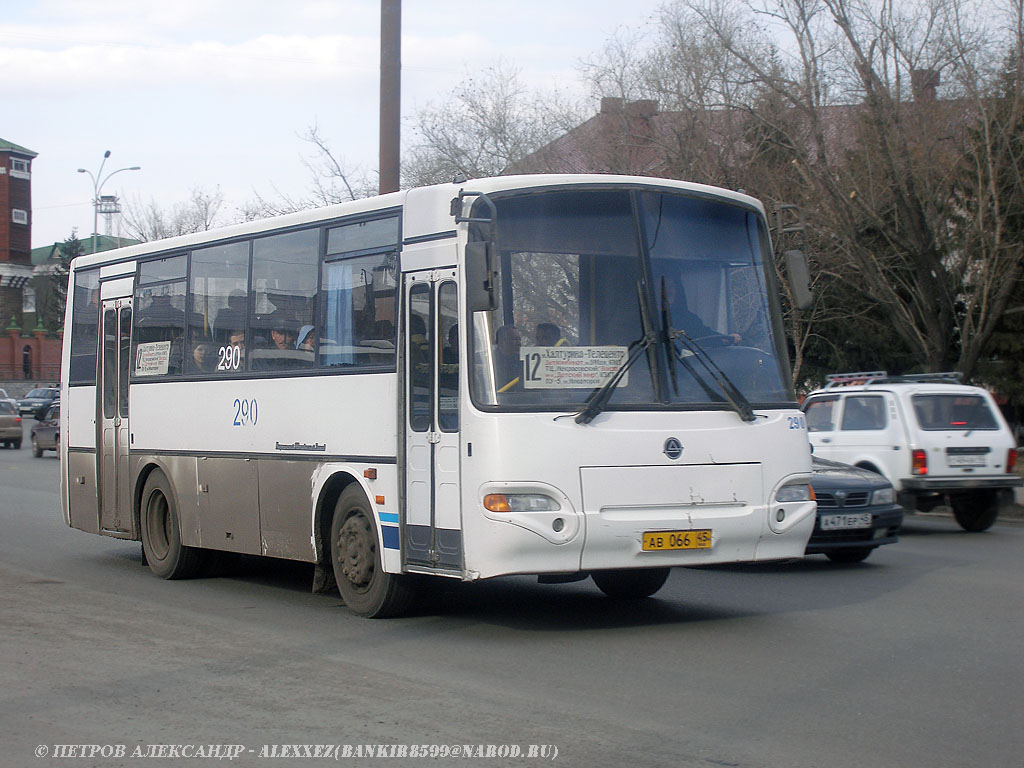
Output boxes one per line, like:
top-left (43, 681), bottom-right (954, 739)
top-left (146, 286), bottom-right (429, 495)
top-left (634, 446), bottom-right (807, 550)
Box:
top-left (140, 469), bottom-right (203, 579)
top-left (330, 485), bottom-right (415, 618)
top-left (592, 567), bottom-right (670, 599)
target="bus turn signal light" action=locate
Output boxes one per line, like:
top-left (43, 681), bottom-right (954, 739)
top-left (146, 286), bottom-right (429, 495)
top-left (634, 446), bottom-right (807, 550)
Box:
top-left (483, 493), bottom-right (561, 513)
top-left (483, 494), bottom-right (512, 513)
top-left (1007, 448), bottom-right (1018, 474)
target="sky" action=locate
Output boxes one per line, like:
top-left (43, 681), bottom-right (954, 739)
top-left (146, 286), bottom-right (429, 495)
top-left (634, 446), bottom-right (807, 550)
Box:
top-left (1, 0), bottom-right (667, 249)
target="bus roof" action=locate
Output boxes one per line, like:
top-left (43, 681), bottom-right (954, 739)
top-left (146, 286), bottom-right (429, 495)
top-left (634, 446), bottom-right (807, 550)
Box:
top-left (70, 174), bottom-right (766, 271)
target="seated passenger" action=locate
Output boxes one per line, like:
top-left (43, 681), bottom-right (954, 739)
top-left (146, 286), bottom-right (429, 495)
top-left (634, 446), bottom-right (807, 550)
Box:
top-left (663, 278), bottom-right (741, 345)
top-left (495, 325), bottom-right (522, 392)
top-left (535, 322), bottom-right (569, 347)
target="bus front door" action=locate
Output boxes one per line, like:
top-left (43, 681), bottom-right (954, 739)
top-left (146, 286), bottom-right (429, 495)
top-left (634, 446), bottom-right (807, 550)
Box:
top-left (98, 299), bottom-right (132, 534)
top-left (404, 271), bottom-right (462, 571)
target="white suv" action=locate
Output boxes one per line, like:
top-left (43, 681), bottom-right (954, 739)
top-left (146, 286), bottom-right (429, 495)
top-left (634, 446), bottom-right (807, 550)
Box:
top-left (801, 372), bottom-right (1022, 531)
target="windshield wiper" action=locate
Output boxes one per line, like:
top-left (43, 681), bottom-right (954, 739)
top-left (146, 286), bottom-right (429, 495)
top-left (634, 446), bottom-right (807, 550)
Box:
top-left (670, 330), bottom-right (757, 422)
top-left (657, 277), bottom-right (754, 422)
top-left (575, 280), bottom-right (662, 425)
top-left (574, 330), bottom-right (658, 424)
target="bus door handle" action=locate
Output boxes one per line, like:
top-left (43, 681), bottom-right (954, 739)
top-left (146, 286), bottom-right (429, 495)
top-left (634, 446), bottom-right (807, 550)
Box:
top-left (427, 432), bottom-right (441, 444)
top-left (820, 437), bottom-right (831, 443)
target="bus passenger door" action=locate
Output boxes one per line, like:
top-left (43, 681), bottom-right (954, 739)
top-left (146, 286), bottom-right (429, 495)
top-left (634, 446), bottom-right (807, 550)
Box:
top-left (98, 299), bottom-right (132, 534)
top-left (404, 270), bottom-right (463, 571)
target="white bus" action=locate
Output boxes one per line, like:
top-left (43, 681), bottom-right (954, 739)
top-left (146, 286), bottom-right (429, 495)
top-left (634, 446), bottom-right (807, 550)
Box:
top-left (60, 174), bottom-right (816, 616)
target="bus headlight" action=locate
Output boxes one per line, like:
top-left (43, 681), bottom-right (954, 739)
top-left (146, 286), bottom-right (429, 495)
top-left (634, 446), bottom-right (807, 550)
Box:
top-left (483, 493), bottom-right (561, 513)
top-left (775, 484), bottom-right (814, 503)
top-left (871, 487), bottom-right (896, 505)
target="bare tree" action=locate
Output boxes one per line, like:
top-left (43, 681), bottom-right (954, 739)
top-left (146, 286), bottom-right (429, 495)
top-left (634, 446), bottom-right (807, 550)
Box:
top-left (582, 0), bottom-right (1024, 381)
top-left (122, 186), bottom-right (225, 242)
top-left (404, 60), bottom-right (586, 185)
top-left (242, 124), bottom-right (378, 220)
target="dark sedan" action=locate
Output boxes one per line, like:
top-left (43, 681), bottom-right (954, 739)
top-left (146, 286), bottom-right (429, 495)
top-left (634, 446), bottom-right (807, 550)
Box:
top-left (18, 387), bottom-right (59, 418)
top-left (807, 457), bottom-right (904, 563)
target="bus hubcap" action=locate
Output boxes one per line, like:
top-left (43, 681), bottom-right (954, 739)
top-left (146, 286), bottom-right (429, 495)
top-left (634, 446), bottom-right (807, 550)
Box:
top-left (337, 515), bottom-right (374, 589)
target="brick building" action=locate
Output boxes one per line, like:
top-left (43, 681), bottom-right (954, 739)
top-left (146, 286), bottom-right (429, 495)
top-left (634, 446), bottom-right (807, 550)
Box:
top-left (0, 139), bottom-right (36, 326)
top-left (0, 138), bottom-right (53, 380)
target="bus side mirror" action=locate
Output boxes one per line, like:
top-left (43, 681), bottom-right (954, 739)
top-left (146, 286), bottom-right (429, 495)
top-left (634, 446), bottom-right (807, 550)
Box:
top-left (784, 250), bottom-right (813, 310)
top-left (465, 241), bottom-right (497, 311)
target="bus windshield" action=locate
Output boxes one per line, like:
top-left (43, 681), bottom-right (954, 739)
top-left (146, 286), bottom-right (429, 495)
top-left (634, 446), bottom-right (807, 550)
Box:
top-left (469, 187), bottom-right (791, 411)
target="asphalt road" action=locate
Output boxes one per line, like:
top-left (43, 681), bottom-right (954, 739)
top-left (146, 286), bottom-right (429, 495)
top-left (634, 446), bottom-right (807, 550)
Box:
top-left (1, 447), bottom-right (1023, 768)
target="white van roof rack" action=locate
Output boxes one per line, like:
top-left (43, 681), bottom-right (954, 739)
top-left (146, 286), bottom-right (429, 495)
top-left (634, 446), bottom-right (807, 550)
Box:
top-left (823, 371), bottom-right (963, 389)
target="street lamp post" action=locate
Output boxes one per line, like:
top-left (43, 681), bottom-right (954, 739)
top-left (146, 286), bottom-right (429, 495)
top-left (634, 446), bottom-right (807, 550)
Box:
top-left (77, 150), bottom-right (140, 255)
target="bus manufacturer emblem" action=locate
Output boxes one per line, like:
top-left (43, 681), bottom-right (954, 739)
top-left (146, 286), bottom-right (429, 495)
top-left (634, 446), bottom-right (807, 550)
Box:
top-left (663, 438), bottom-right (684, 460)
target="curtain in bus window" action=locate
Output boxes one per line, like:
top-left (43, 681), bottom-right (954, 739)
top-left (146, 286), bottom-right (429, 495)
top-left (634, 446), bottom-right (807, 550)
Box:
top-left (188, 241), bottom-right (249, 375)
top-left (320, 252), bottom-right (397, 368)
top-left (250, 229), bottom-right (318, 371)
top-left (321, 260), bottom-right (356, 366)
top-left (69, 269), bottom-right (100, 384)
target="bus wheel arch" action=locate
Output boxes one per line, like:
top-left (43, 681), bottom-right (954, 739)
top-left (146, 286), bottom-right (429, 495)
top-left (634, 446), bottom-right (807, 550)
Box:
top-left (311, 471), bottom-right (360, 594)
top-left (133, 461), bottom-right (172, 541)
top-left (139, 466), bottom-right (202, 579)
top-left (328, 483), bottom-right (416, 617)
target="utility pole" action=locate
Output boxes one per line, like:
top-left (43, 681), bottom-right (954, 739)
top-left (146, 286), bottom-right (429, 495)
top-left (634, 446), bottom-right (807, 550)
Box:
top-left (379, 0), bottom-right (401, 195)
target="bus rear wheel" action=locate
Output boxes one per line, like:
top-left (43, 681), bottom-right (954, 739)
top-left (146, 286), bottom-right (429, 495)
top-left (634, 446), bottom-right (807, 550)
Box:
top-left (330, 485), bottom-right (415, 618)
top-left (592, 567), bottom-right (670, 599)
top-left (140, 469), bottom-right (203, 579)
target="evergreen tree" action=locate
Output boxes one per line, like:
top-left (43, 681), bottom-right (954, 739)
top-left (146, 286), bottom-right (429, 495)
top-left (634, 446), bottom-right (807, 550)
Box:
top-left (37, 232), bottom-right (84, 330)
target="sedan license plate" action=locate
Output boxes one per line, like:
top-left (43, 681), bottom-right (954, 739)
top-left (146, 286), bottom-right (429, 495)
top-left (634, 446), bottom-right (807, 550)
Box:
top-left (820, 513), bottom-right (872, 531)
top-left (642, 530), bottom-right (712, 551)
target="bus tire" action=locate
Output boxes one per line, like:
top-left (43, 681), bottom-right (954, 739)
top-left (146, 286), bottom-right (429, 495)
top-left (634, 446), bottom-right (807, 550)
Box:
top-left (825, 547), bottom-right (873, 563)
top-left (330, 485), bottom-right (415, 618)
top-left (140, 469), bottom-right (203, 579)
top-left (592, 567), bottom-right (670, 599)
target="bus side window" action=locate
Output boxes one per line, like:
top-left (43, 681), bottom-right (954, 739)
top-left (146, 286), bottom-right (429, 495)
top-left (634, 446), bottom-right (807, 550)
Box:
top-left (189, 241), bottom-right (250, 374)
top-left (133, 254), bottom-right (188, 378)
top-left (408, 283), bottom-right (432, 432)
top-left (438, 281), bottom-right (459, 432)
top-left (250, 229), bottom-right (318, 371)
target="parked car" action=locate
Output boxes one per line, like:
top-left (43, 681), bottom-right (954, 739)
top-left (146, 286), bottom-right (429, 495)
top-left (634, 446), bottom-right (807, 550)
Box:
top-left (18, 387), bottom-right (60, 419)
top-left (802, 371), bottom-right (1022, 532)
top-left (0, 400), bottom-right (23, 449)
top-left (0, 388), bottom-right (17, 414)
top-left (31, 403), bottom-right (59, 457)
top-left (807, 456), bottom-right (903, 562)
